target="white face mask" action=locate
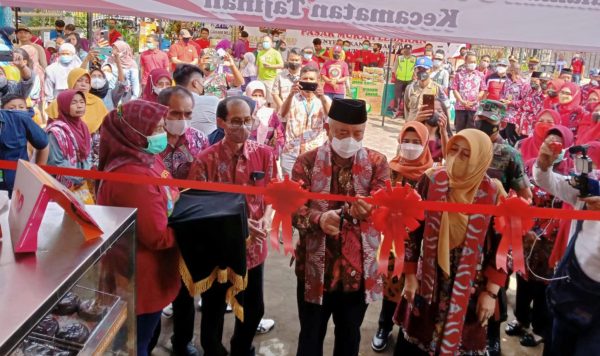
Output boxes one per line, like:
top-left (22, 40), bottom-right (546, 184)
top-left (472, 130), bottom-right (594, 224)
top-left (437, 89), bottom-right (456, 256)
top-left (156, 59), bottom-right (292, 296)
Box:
top-left (254, 97), bottom-right (266, 108)
top-left (165, 119), bottom-right (189, 136)
top-left (400, 143), bottom-right (424, 160)
top-left (496, 66), bottom-right (507, 75)
top-left (466, 63), bottom-right (477, 71)
top-left (91, 77), bottom-right (107, 89)
top-left (331, 137), bottom-right (362, 159)
top-left (153, 86), bottom-right (164, 95)
top-left (432, 59), bottom-right (442, 67)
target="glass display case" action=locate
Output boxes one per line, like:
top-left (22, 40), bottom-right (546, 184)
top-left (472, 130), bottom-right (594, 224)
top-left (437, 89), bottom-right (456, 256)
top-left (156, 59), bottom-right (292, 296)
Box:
top-left (0, 202), bottom-right (137, 355)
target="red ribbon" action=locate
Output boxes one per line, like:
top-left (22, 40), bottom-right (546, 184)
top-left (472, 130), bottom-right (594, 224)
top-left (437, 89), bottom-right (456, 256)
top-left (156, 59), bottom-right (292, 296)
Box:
top-left (494, 196), bottom-right (535, 275)
top-left (371, 181), bottom-right (424, 277)
top-left (263, 176), bottom-right (308, 256)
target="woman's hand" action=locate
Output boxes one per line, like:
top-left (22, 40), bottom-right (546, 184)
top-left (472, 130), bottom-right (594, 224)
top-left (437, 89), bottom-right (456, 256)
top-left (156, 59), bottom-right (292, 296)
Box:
top-left (402, 273), bottom-right (418, 304)
top-left (415, 104), bottom-right (434, 123)
top-left (476, 292), bottom-right (496, 327)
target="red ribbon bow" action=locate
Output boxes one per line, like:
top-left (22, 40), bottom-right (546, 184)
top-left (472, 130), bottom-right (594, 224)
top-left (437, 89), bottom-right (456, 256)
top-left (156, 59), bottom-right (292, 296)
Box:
top-left (494, 196), bottom-right (534, 275)
top-left (371, 181), bottom-right (424, 277)
top-left (264, 176), bottom-right (308, 256)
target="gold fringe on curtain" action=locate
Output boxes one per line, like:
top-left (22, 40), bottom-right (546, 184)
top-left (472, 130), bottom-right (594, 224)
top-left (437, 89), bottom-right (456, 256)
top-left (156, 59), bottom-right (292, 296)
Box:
top-left (179, 258), bottom-right (248, 321)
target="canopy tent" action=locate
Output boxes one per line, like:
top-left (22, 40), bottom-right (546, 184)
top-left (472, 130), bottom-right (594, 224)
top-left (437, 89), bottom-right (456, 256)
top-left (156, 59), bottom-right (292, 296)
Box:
top-left (4, 0), bottom-right (600, 51)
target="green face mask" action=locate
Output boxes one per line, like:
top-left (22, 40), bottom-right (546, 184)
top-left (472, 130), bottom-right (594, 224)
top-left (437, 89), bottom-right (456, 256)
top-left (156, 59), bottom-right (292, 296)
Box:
top-left (362, 44), bottom-right (369, 50)
top-left (144, 132), bottom-right (168, 154)
top-left (343, 46), bottom-right (350, 51)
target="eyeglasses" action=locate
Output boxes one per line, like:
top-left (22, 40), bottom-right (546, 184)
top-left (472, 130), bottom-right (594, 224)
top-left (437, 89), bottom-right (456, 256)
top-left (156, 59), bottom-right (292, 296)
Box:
top-left (226, 118), bottom-right (253, 129)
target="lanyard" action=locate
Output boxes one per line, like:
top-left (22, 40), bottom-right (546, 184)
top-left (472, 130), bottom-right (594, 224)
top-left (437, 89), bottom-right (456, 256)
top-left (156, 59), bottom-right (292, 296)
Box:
top-left (302, 99), bottom-right (315, 119)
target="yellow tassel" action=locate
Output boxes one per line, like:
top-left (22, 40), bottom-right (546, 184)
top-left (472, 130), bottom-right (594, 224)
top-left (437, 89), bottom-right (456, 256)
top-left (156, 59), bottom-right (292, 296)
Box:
top-left (178, 258), bottom-right (249, 321)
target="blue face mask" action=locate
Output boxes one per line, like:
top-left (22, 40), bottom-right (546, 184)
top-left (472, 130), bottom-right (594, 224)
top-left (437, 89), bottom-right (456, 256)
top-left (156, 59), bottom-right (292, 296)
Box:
top-left (303, 53), bottom-right (312, 60)
top-left (145, 132), bottom-right (168, 154)
top-left (553, 150), bottom-right (565, 165)
top-left (262, 41), bottom-right (271, 50)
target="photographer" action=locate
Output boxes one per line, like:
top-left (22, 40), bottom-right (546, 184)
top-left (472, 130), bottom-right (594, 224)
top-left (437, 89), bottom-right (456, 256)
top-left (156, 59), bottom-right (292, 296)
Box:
top-left (534, 140), bottom-right (600, 355)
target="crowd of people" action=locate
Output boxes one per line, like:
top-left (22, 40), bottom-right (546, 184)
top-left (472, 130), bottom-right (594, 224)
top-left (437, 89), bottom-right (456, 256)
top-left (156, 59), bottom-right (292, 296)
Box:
top-left (1, 18), bottom-right (600, 356)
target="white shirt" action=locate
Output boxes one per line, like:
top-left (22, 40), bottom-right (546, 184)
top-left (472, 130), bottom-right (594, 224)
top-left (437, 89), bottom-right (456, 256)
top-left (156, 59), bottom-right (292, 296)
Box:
top-left (190, 92), bottom-right (220, 136)
top-left (43, 59), bottom-right (81, 103)
top-left (533, 163), bottom-right (600, 282)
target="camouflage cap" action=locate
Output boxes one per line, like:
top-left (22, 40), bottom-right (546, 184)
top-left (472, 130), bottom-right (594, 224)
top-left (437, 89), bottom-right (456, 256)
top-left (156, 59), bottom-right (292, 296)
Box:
top-left (476, 99), bottom-right (506, 123)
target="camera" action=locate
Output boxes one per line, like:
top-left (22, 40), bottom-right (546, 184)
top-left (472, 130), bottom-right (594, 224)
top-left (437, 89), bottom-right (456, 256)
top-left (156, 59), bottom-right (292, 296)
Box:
top-left (567, 145), bottom-right (600, 197)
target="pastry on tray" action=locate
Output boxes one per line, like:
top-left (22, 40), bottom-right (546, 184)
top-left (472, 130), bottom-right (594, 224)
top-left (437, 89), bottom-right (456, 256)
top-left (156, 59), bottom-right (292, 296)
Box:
top-left (56, 322), bottom-right (90, 344)
top-left (32, 315), bottom-right (59, 337)
top-left (53, 292), bottom-right (80, 316)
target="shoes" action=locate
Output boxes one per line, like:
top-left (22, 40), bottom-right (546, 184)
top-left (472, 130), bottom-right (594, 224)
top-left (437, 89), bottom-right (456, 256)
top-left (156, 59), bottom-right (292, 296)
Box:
top-left (256, 318), bottom-right (275, 334)
top-left (172, 342), bottom-right (200, 356)
top-left (371, 328), bottom-right (392, 352)
top-left (162, 303), bottom-right (174, 318)
top-left (197, 299), bottom-right (232, 313)
top-left (505, 319), bottom-right (526, 336)
top-left (486, 338), bottom-right (501, 356)
top-left (520, 332), bottom-right (544, 347)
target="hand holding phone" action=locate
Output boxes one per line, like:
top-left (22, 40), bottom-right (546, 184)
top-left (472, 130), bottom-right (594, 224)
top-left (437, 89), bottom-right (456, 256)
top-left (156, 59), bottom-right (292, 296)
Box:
top-left (422, 94), bottom-right (435, 112)
top-left (299, 81), bottom-right (318, 92)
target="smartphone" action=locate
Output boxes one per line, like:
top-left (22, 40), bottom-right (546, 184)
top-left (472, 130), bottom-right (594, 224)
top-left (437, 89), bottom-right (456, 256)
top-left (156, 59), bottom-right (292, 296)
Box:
top-left (0, 50), bottom-right (13, 62)
top-left (92, 47), bottom-right (112, 57)
top-left (422, 94), bottom-right (435, 112)
top-left (216, 48), bottom-right (227, 58)
top-left (299, 81), bottom-right (318, 92)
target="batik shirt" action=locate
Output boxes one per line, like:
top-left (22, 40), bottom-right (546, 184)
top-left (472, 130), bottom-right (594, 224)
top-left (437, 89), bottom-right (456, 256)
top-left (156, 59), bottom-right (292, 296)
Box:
top-left (450, 68), bottom-right (485, 111)
top-left (514, 89), bottom-right (545, 136)
top-left (500, 77), bottom-right (528, 124)
top-left (160, 127), bottom-right (209, 179)
top-left (188, 140), bottom-right (277, 269)
top-left (282, 93), bottom-right (330, 157)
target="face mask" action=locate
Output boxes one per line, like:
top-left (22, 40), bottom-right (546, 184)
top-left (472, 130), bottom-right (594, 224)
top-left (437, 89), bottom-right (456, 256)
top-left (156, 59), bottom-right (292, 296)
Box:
top-left (426, 112), bottom-right (440, 127)
top-left (60, 55), bottom-right (73, 64)
top-left (333, 54), bottom-right (341, 60)
top-left (145, 132), bottom-right (168, 154)
top-left (153, 86), bottom-right (164, 95)
top-left (288, 62), bottom-right (300, 70)
top-left (362, 44), bottom-right (369, 50)
top-left (254, 97), bottom-right (266, 108)
top-left (400, 143), bottom-right (424, 160)
top-left (541, 82), bottom-right (548, 90)
top-left (262, 41), bottom-right (271, 50)
top-left (0, 76), bottom-right (7, 88)
top-left (496, 66), bottom-right (507, 75)
top-left (447, 154), bottom-right (469, 179)
top-left (530, 82), bottom-right (540, 91)
top-left (559, 94), bottom-right (573, 104)
top-left (303, 54), bottom-right (313, 60)
top-left (146, 43), bottom-right (156, 50)
top-left (593, 112), bottom-right (600, 122)
top-left (342, 46), bottom-right (349, 52)
top-left (466, 63), bottom-right (477, 71)
top-left (331, 137), bottom-right (362, 159)
top-left (165, 119), bottom-right (189, 136)
top-left (432, 59), bottom-right (442, 67)
top-left (417, 71), bottom-right (429, 81)
top-left (183, 38), bottom-right (190, 44)
top-left (534, 122), bottom-right (553, 139)
top-left (475, 119), bottom-right (499, 136)
top-left (553, 151), bottom-right (565, 165)
top-left (547, 89), bottom-right (558, 98)
top-left (480, 62), bottom-right (489, 68)
top-left (204, 63), bottom-right (216, 72)
top-left (91, 77), bottom-right (107, 89)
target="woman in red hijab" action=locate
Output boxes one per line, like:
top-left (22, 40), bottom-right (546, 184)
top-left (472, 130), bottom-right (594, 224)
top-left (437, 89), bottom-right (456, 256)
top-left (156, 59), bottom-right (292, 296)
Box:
top-left (554, 82), bottom-right (584, 136)
top-left (576, 102), bottom-right (600, 145)
top-left (46, 89), bottom-right (94, 203)
top-left (543, 79), bottom-right (564, 109)
top-left (96, 100), bottom-right (180, 356)
top-left (516, 109), bottom-right (561, 163)
top-left (507, 124), bottom-right (574, 348)
top-left (142, 68), bottom-right (172, 102)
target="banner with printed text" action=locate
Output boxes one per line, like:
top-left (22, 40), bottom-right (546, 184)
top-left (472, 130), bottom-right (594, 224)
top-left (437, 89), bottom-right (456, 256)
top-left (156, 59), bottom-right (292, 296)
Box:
top-left (5, 0), bottom-right (600, 51)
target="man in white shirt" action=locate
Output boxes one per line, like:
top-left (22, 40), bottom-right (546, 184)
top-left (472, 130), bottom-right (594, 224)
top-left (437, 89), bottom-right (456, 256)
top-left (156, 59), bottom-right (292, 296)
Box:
top-left (534, 140), bottom-right (600, 356)
top-left (173, 64), bottom-right (220, 136)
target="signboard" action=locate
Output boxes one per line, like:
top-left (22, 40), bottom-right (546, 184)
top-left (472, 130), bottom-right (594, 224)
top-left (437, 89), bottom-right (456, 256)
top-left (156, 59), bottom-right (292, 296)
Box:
top-left (9, 160), bottom-right (103, 254)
